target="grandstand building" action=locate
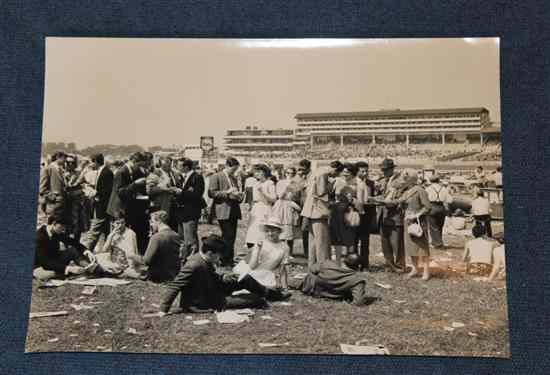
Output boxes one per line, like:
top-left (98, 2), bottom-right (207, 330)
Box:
top-left (294, 108), bottom-right (500, 148)
top-left (223, 126), bottom-right (295, 156)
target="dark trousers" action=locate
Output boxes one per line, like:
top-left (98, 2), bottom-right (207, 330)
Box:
top-left (356, 214), bottom-right (371, 269)
top-left (427, 204), bottom-right (446, 248)
top-left (301, 220), bottom-right (309, 258)
top-left (474, 214), bottom-right (493, 238)
top-left (218, 218), bottom-right (239, 265)
top-left (380, 224), bottom-right (405, 268)
top-left (223, 274), bottom-right (271, 308)
top-left (179, 219), bottom-right (199, 259)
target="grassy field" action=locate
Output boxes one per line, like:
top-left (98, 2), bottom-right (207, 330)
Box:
top-left (26, 213), bottom-right (509, 356)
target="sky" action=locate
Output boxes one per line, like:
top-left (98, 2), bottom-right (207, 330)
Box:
top-left (42, 38), bottom-right (500, 148)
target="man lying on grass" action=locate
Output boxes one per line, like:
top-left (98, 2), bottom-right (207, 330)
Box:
top-left (158, 234), bottom-right (291, 315)
top-left (288, 253), bottom-right (371, 306)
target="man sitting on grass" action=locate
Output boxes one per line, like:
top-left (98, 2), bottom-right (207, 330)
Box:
top-left (34, 215), bottom-right (99, 280)
top-left (127, 210), bottom-right (182, 283)
top-left (159, 234), bottom-right (291, 315)
top-left (289, 253), bottom-right (371, 306)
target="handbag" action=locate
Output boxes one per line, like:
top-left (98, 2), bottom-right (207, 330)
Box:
top-left (407, 216), bottom-right (423, 238)
top-left (344, 207), bottom-right (361, 228)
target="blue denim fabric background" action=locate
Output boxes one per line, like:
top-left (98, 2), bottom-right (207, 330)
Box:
top-left (1, 1), bottom-right (549, 374)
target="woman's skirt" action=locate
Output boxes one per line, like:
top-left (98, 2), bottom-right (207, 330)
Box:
top-left (404, 216), bottom-right (430, 257)
top-left (271, 199), bottom-right (301, 241)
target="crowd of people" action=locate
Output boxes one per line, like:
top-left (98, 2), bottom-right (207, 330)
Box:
top-left (34, 150), bottom-right (505, 314)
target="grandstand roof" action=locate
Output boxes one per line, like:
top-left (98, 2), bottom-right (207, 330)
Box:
top-left (295, 107), bottom-right (489, 120)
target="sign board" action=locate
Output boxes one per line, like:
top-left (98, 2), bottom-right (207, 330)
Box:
top-left (200, 136), bottom-right (214, 152)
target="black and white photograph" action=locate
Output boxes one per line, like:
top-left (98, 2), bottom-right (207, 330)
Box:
top-left (27, 37), bottom-right (507, 356)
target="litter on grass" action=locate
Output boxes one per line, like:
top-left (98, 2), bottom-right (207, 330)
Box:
top-left (216, 311), bottom-right (250, 324)
top-left (70, 303), bottom-right (95, 311)
top-left (451, 322), bottom-right (466, 328)
top-left (261, 315), bottom-right (273, 320)
top-left (81, 286), bottom-right (97, 295)
top-left (340, 343), bottom-right (389, 355)
top-left (192, 319), bottom-right (211, 326)
top-left (47, 338), bottom-right (59, 343)
top-left (29, 311), bottom-right (69, 319)
top-left (374, 282), bottom-right (392, 290)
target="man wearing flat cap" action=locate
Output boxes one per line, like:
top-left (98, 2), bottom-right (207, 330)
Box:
top-left (376, 158), bottom-right (405, 272)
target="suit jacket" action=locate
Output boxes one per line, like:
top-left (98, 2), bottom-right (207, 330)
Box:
top-left (35, 225), bottom-right (86, 273)
top-left (376, 173), bottom-right (404, 227)
top-left (93, 166), bottom-right (114, 219)
top-left (300, 169), bottom-right (331, 219)
top-left (160, 253), bottom-right (227, 312)
top-left (39, 163), bottom-right (66, 202)
top-left (174, 171), bottom-right (206, 222)
top-left (208, 171), bottom-right (242, 221)
top-left (106, 164), bottom-right (143, 218)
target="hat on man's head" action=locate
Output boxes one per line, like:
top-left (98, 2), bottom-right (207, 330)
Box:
top-left (380, 158), bottom-right (396, 171)
top-left (429, 174), bottom-right (440, 183)
top-left (201, 234), bottom-right (227, 255)
top-left (261, 217), bottom-right (283, 232)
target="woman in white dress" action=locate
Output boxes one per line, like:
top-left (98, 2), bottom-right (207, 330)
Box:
top-left (272, 166), bottom-right (302, 256)
top-left (235, 218), bottom-right (289, 289)
top-left (245, 164), bottom-right (277, 247)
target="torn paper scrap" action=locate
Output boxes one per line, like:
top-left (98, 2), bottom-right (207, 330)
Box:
top-left (374, 282), bottom-right (392, 290)
top-left (261, 315), bottom-right (273, 320)
top-left (192, 319), bottom-right (211, 326)
top-left (47, 338), bottom-right (59, 343)
top-left (340, 344), bottom-right (389, 355)
top-left (70, 303), bottom-right (95, 311)
top-left (451, 322), bottom-right (466, 328)
top-left (29, 311), bottom-right (69, 319)
top-left (216, 311), bottom-right (250, 324)
top-left (81, 286), bottom-right (97, 295)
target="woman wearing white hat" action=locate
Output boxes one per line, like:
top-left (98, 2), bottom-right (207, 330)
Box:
top-left (234, 217), bottom-right (290, 290)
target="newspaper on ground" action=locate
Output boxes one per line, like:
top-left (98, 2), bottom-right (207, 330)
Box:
top-left (216, 311), bottom-right (250, 324)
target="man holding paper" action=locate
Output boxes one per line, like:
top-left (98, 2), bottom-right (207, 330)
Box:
top-left (159, 235), bottom-right (290, 314)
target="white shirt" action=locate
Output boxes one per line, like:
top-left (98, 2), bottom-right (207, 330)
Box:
top-left (471, 197), bottom-right (491, 216)
top-left (425, 183), bottom-right (453, 204)
top-left (182, 170), bottom-right (194, 187)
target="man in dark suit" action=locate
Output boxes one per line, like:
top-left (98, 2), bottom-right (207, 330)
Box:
top-left (376, 158), bottom-right (405, 272)
top-left (107, 151), bottom-right (148, 253)
top-left (34, 215), bottom-right (98, 280)
top-left (174, 157), bottom-right (206, 259)
top-left (208, 157), bottom-right (244, 266)
top-left (159, 234), bottom-right (290, 314)
top-left (80, 153), bottom-right (114, 252)
top-left (355, 161), bottom-right (377, 271)
top-left (39, 151), bottom-right (68, 219)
